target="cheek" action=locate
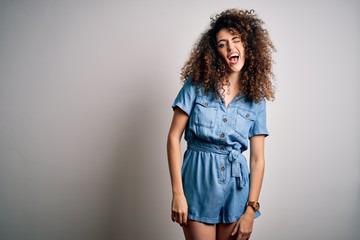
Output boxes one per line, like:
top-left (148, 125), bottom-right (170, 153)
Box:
top-left (217, 50), bottom-right (227, 61)
top-left (240, 47), bottom-right (246, 60)
top-left (240, 45), bottom-right (245, 53)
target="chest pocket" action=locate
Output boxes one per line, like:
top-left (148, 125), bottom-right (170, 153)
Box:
top-left (235, 108), bottom-right (256, 138)
top-left (192, 97), bottom-right (218, 128)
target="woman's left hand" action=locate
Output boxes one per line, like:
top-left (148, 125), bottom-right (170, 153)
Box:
top-left (230, 210), bottom-right (254, 240)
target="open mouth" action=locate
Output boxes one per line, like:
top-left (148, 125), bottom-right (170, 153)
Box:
top-left (228, 53), bottom-right (239, 64)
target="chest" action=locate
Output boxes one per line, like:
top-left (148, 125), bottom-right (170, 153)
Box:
top-left (223, 89), bottom-right (240, 108)
top-left (189, 94), bottom-right (258, 139)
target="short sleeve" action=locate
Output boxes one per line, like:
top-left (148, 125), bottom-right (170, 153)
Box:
top-left (249, 99), bottom-right (269, 138)
top-left (171, 78), bottom-right (197, 116)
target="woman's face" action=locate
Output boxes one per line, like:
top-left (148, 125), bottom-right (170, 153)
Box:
top-left (216, 28), bottom-right (245, 73)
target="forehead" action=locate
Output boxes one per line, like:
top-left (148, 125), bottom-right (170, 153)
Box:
top-left (216, 28), bottom-right (240, 40)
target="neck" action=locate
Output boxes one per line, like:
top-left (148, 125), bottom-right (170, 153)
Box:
top-left (227, 71), bottom-right (240, 87)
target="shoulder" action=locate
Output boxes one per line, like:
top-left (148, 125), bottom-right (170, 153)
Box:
top-left (240, 97), bottom-right (267, 113)
top-left (180, 77), bottom-right (199, 92)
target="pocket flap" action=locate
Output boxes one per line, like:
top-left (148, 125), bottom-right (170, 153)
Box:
top-left (237, 108), bottom-right (256, 120)
top-left (195, 97), bottom-right (212, 107)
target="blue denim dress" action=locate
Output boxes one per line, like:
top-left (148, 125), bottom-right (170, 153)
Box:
top-left (172, 78), bottom-right (269, 224)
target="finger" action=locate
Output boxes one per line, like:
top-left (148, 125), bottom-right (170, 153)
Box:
top-left (241, 234), bottom-right (250, 240)
top-left (171, 211), bottom-right (176, 222)
top-left (174, 213), bottom-right (179, 223)
top-left (183, 212), bottom-right (188, 225)
top-left (231, 223), bottom-right (239, 236)
top-left (236, 234), bottom-right (247, 240)
top-left (243, 231), bottom-right (251, 239)
top-left (235, 231), bottom-right (246, 240)
top-left (178, 212), bottom-right (183, 224)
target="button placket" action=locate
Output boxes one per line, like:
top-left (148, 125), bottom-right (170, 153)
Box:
top-left (218, 158), bottom-right (226, 183)
top-left (220, 114), bottom-right (227, 140)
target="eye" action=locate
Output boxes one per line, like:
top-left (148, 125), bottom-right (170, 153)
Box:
top-left (218, 43), bottom-right (226, 48)
top-left (233, 37), bottom-right (241, 43)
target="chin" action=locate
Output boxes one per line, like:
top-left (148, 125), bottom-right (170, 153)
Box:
top-left (229, 66), bottom-right (243, 72)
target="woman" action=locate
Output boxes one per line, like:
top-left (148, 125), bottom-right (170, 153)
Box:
top-left (167, 9), bottom-right (275, 240)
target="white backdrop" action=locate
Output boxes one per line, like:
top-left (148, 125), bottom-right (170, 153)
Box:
top-left (0, 0), bottom-right (359, 239)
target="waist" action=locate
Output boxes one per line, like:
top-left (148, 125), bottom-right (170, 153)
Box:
top-left (187, 141), bottom-right (242, 155)
top-left (187, 141), bottom-right (248, 189)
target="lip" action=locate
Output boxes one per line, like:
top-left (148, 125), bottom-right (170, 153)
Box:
top-left (227, 52), bottom-right (239, 59)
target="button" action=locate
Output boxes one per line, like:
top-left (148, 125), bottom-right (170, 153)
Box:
top-left (220, 146), bottom-right (225, 150)
top-left (221, 166), bottom-right (225, 171)
top-left (245, 113), bottom-right (250, 118)
top-left (220, 133), bottom-right (225, 138)
top-left (223, 118), bottom-right (227, 122)
top-left (204, 102), bottom-right (208, 106)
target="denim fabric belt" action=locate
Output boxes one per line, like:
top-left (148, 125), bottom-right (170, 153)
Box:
top-left (187, 142), bottom-right (249, 189)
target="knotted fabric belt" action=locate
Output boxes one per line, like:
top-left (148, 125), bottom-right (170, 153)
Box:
top-left (187, 142), bottom-right (249, 189)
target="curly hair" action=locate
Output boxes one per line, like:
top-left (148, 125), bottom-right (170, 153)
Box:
top-left (181, 9), bottom-right (276, 102)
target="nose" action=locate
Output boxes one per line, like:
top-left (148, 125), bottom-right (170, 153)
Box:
top-left (227, 42), bottom-right (234, 51)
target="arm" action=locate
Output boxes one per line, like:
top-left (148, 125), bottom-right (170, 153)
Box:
top-left (232, 134), bottom-right (266, 238)
top-left (167, 107), bottom-right (189, 226)
top-left (247, 134), bottom-right (265, 212)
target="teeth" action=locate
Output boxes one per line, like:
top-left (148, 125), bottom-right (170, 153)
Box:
top-left (229, 53), bottom-right (239, 58)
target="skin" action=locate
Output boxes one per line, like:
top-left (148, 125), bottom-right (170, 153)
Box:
top-left (167, 29), bottom-right (266, 240)
top-left (216, 28), bottom-right (246, 75)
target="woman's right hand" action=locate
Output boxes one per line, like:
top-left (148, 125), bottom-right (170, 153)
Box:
top-left (171, 193), bottom-right (188, 226)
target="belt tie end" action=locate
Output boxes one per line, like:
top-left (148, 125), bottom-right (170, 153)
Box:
top-left (229, 149), bottom-right (249, 189)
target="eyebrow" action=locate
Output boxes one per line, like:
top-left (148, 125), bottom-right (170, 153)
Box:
top-left (217, 36), bottom-right (241, 44)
